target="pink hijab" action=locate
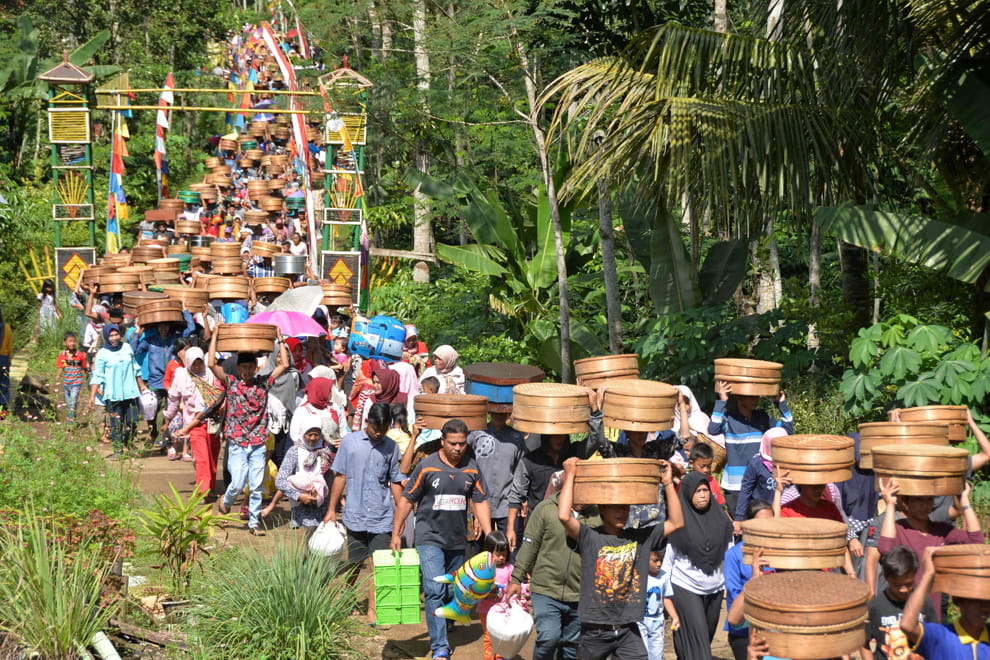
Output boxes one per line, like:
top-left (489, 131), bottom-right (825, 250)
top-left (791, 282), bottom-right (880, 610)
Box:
top-left (390, 361), bottom-right (420, 407)
top-left (761, 427), bottom-right (789, 472)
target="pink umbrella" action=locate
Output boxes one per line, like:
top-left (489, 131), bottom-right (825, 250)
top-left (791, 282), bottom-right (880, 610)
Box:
top-left (248, 310), bottom-right (327, 337)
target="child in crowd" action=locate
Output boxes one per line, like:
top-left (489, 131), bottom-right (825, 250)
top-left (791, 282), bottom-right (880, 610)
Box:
top-left (638, 549), bottom-right (678, 660)
top-left (421, 376), bottom-right (440, 395)
top-left (862, 545), bottom-right (936, 660)
top-left (557, 456), bottom-right (684, 660)
top-left (687, 443), bottom-right (725, 506)
top-left (56, 331), bottom-right (88, 424)
top-left (774, 469), bottom-right (855, 576)
top-left (477, 531), bottom-right (526, 660)
top-left (332, 337), bottom-right (348, 366)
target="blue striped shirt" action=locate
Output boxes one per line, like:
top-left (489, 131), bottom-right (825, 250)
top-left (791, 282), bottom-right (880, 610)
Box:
top-left (709, 400), bottom-right (793, 492)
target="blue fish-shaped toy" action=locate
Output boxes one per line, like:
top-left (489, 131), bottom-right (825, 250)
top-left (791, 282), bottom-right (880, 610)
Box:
top-left (433, 551), bottom-right (495, 623)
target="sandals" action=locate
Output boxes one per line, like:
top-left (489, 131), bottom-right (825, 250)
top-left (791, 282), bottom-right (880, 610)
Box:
top-left (181, 454), bottom-right (194, 462)
top-left (217, 502), bottom-right (231, 515)
top-left (249, 527), bottom-right (267, 537)
top-left (167, 447), bottom-right (178, 460)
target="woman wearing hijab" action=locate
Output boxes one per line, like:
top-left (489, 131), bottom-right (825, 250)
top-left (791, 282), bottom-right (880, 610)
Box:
top-left (838, 433), bottom-right (877, 578)
top-left (418, 345), bottom-right (465, 394)
top-left (665, 471), bottom-right (734, 659)
top-left (87, 324), bottom-right (147, 458)
top-left (289, 377), bottom-right (342, 449)
top-left (274, 408), bottom-right (334, 531)
top-left (167, 347), bottom-right (226, 498)
top-left (373, 368), bottom-right (407, 406)
top-left (389, 360), bottom-right (420, 415)
top-left (734, 427), bottom-right (788, 533)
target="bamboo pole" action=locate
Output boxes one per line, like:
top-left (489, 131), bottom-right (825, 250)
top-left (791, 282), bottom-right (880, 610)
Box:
top-left (96, 88), bottom-right (320, 96)
top-left (94, 105), bottom-right (317, 114)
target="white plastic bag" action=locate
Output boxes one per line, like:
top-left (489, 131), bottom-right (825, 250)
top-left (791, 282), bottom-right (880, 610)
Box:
top-left (139, 389), bottom-right (158, 421)
top-left (308, 521), bottom-right (346, 557)
top-left (487, 598), bottom-right (533, 658)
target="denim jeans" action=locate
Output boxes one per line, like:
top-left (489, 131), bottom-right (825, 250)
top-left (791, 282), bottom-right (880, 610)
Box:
top-left (531, 592), bottom-right (581, 660)
top-left (105, 398), bottom-right (139, 453)
top-left (417, 544), bottom-right (465, 658)
top-left (63, 384), bottom-right (81, 422)
top-left (223, 443), bottom-right (266, 528)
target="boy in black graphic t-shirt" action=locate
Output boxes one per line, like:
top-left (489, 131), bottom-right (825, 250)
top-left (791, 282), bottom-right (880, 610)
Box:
top-left (863, 545), bottom-right (936, 660)
top-left (557, 457), bottom-right (684, 660)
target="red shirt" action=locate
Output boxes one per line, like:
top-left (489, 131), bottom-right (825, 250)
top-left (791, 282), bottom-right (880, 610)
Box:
top-left (781, 498), bottom-right (844, 522)
top-left (163, 358), bottom-right (181, 391)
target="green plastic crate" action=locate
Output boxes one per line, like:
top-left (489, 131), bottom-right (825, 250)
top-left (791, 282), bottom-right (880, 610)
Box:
top-left (373, 549), bottom-right (421, 626)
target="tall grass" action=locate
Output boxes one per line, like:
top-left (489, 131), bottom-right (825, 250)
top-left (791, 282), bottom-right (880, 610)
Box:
top-left (0, 509), bottom-right (119, 658)
top-left (192, 540), bottom-right (364, 659)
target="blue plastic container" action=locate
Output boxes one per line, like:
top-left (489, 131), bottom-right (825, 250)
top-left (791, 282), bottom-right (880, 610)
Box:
top-left (348, 314), bottom-right (406, 362)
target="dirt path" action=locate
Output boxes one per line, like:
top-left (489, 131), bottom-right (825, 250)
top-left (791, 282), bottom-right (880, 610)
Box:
top-left (135, 451), bottom-right (734, 659)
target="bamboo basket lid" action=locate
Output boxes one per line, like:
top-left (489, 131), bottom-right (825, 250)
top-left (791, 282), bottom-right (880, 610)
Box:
top-left (191, 246), bottom-right (212, 261)
top-left (212, 164), bottom-right (232, 175)
top-left (158, 198), bottom-right (184, 211)
top-left (772, 435), bottom-right (855, 484)
top-left (602, 379), bottom-right (678, 431)
top-left (204, 156), bottom-right (221, 169)
top-left (573, 458), bottom-right (663, 505)
top-left (898, 406), bottom-right (969, 443)
top-left (117, 265), bottom-right (155, 277)
top-left (247, 180), bottom-right (270, 191)
top-left (932, 544), bottom-right (990, 600)
top-left (573, 353), bottom-right (639, 390)
top-left (122, 291), bottom-right (168, 316)
top-left (97, 272), bottom-right (142, 293)
top-left (148, 257), bottom-right (181, 272)
top-left (175, 219), bottom-right (201, 235)
top-left (268, 178), bottom-right (286, 191)
top-left (208, 275), bottom-right (250, 300)
top-left (511, 383), bottom-right (590, 434)
top-left (131, 245), bottom-right (167, 263)
top-left (236, 158), bottom-right (253, 168)
top-left (245, 149), bottom-right (264, 161)
top-left (211, 174), bottom-right (231, 187)
top-left (153, 271), bottom-right (181, 284)
top-left (253, 276), bottom-right (292, 294)
top-left (741, 518), bottom-right (848, 570)
top-left (414, 394), bottom-right (489, 430)
top-left (211, 242), bottom-right (242, 258)
top-left (211, 257), bottom-right (244, 275)
top-left (215, 323), bottom-right (278, 354)
top-left (189, 182), bottom-right (214, 193)
top-left (858, 422), bottom-right (950, 469)
top-left (270, 154), bottom-right (289, 165)
top-left (251, 241), bottom-right (280, 259)
top-left (81, 265), bottom-right (113, 283)
top-left (219, 138), bottom-right (238, 151)
top-left (258, 196), bottom-right (284, 212)
top-left (137, 298), bottom-right (183, 326)
top-left (744, 572), bottom-right (869, 660)
top-left (166, 244), bottom-right (188, 256)
top-left (244, 210), bottom-right (270, 224)
top-left (714, 358), bottom-right (782, 396)
top-left (871, 445), bottom-right (969, 495)
top-left (163, 286), bottom-right (210, 311)
top-left (321, 283), bottom-right (353, 307)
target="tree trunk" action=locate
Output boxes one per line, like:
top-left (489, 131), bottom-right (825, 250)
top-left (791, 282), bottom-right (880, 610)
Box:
top-left (839, 239), bottom-right (872, 329)
top-left (412, 0), bottom-right (433, 282)
top-left (767, 0), bottom-right (785, 41)
top-left (714, 0), bottom-right (728, 32)
top-left (807, 216), bottom-right (821, 350)
top-left (598, 177), bottom-right (622, 353)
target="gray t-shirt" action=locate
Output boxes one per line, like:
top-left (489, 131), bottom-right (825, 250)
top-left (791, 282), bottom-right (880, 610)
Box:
top-left (576, 523), bottom-right (666, 625)
top-left (467, 426), bottom-right (526, 519)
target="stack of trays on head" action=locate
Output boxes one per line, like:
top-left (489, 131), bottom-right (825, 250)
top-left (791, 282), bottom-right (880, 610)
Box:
top-left (511, 383), bottom-right (590, 435)
top-left (414, 394), bottom-right (489, 431)
top-left (741, 518), bottom-right (848, 569)
top-left (871, 445), bottom-right (969, 495)
top-left (208, 276), bottom-right (250, 301)
top-left (573, 458), bottom-right (662, 505)
top-left (932, 544), bottom-right (990, 600)
top-left (164, 285), bottom-right (210, 311)
top-left (714, 358), bottom-right (782, 396)
top-left (857, 422), bottom-right (949, 469)
top-left (743, 572), bottom-right (869, 659)
top-left (573, 353), bottom-right (639, 390)
top-left (251, 241), bottom-right (280, 259)
top-left (253, 277), bottom-right (291, 295)
top-left (98, 272), bottom-right (141, 293)
top-left (215, 323), bottom-right (277, 354)
top-left (132, 245), bottom-right (166, 264)
top-left (897, 405), bottom-right (969, 443)
top-left (122, 291), bottom-right (167, 317)
top-left (137, 298), bottom-right (183, 326)
top-left (601, 379), bottom-right (677, 431)
top-left (321, 283), bottom-right (352, 308)
top-left (463, 362), bottom-right (545, 413)
top-left (771, 434), bottom-right (855, 484)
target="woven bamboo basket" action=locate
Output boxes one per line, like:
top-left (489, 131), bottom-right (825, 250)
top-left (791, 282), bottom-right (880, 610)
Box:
top-left (512, 383), bottom-right (590, 434)
top-left (199, 189), bottom-right (217, 202)
top-left (215, 323), bottom-right (277, 353)
top-left (204, 157), bottom-right (221, 169)
top-left (81, 265), bottom-right (112, 284)
top-left (122, 291), bottom-right (168, 316)
top-left (414, 394), bottom-right (489, 430)
top-left (573, 354), bottom-right (639, 390)
top-left (100, 254), bottom-right (131, 267)
top-left (573, 458), bottom-right (663, 505)
top-left (210, 256), bottom-right (244, 276)
top-left (211, 242), bottom-right (242, 259)
top-left (857, 422), bottom-right (950, 469)
top-left (212, 164), bottom-right (232, 176)
top-left (175, 219), bottom-right (201, 235)
top-left (131, 245), bottom-right (167, 263)
top-left (148, 257), bottom-right (180, 273)
top-left (267, 178), bottom-right (285, 192)
top-left (190, 246), bottom-right (213, 261)
top-left (871, 445), bottom-right (968, 496)
top-left (189, 182), bottom-right (214, 194)
top-left (247, 180), bottom-right (269, 193)
top-left (249, 121), bottom-right (268, 137)
top-left (771, 435), bottom-right (855, 484)
top-left (263, 163), bottom-right (284, 176)
top-left (321, 283), bottom-right (352, 307)
top-left (208, 275), bottom-right (249, 300)
top-left (253, 276), bottom-right (291, 294)
top-left (260, 155), bottom-right (273, 167)
top-left (270, 154), bottom-right (289, 166)
top-left (258, 196), bottom-right (283, 212)
top-left (932, 544), bottom-right (990, 600)
top-left (153, 271), bottom-right (181, 284)
top-left (166, 244), bottom-right (188, 256)
top-left (219, 138), bottom-right (238, 152)
top-left (251, 241), bottom-right (280, 259)
top-left (602, 379), bottom-right (678, 431)
top-left (98, 272), bottom-right (141, 293)
top-left (164, 285), bottom-right (210, 311)
top-left (212, 174), bottom-right (231, 187)
top-left (118, 265), bottom-right (155, 279)
top-left (137, 298), bottom-right (183, 326)
top-left (236, 158), bottom-right (253, 169)
top-left (898, 405), bottom-right (968, 443)
top-left (245, 149), bottom-right (264, 161)
top-left (741, 518), bottom-right (848, 569)
top-left (743, 572), bottom-right (869, 660)
top-left (274, 126), bottom-right (290, 141)
top-left (714, 358), bottom-right (783, 396)
top-left (158, 198), bottom-right (184, 212)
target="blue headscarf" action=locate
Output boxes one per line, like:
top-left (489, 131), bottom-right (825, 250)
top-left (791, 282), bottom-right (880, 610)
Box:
top-left (102, 323), bottom-right (124, 351)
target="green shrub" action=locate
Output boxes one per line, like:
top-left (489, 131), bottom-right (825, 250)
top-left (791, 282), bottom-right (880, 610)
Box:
top-left (192, 541), bottom-right (364, 659)
top-left (0, 420), bottom-right (140, 522)
top-left (0, 508), bottom-right (120, 658)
